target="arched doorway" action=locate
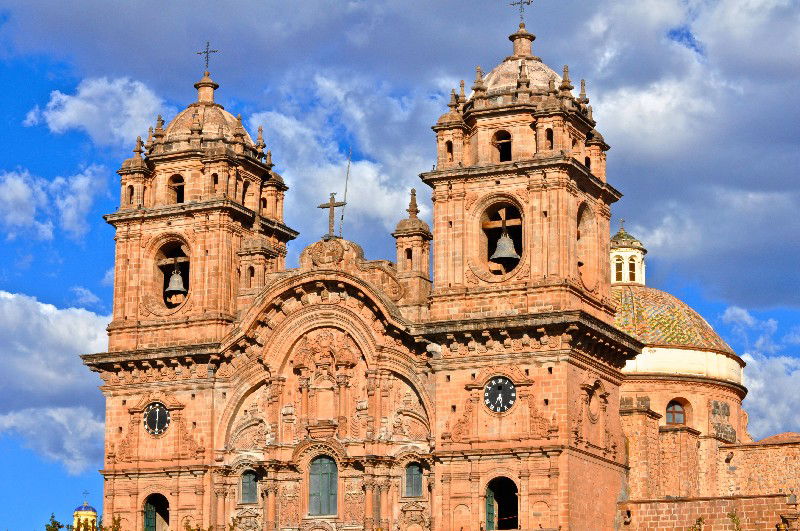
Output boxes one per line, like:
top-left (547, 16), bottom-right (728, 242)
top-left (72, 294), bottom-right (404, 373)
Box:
top-left (143, 493), bottom-right (169, 531)
top-left (486, 477), bottom-right (518, 530)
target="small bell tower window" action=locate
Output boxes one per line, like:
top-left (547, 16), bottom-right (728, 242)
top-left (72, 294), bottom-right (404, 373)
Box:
top-left (156, 241), bottom-right (190, 308)
top-left (545, 128), bottom-right (554, 150)
top-left (481, 202), bottom-right (522, 275)
top-left (168, 175), bottom-right (185, 204)
top-left (492, 130), bottom-right (512, 162)
top-left (628, 257), bottom-right (636, 282)
top-left (614, 256), bottom-right (623, 282)
top-left (446, 140), bottom-right (454, 162)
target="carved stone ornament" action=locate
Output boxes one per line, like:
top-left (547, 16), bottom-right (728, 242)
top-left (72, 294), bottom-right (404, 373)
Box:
top-left (309, 238), bottom-right (345, 267)
top-left (234, 508), bottom-right (261, 530)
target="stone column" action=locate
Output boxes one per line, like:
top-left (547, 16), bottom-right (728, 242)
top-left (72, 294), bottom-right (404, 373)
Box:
top-left (364, 479), bottom-right (375, 531)
top-left (441, 474), bottom-right (451, 531)
top-left (299, 376), bottom-right (310, 421)
top-left (379, 480), bottom-right (390, 531)
top-left (214, 488), bottom-right (227, 530)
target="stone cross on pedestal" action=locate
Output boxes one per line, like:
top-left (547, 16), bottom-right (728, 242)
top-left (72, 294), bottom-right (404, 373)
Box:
top-left (318, 193), bottom-right (346, 240)
top-left (509, 0), bottom-right (533, 22)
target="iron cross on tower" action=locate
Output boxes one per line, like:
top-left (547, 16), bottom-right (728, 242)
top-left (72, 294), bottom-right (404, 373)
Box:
top-left (318, 193), bottom-right (346, 240)
top-left (196, 41), bottom-right (219, 70)
top-left (509, 0), bottom-right (534, 22)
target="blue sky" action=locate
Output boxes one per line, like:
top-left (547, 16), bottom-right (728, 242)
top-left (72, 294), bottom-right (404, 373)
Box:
top-left (0, 0), bottom-right (799, 527)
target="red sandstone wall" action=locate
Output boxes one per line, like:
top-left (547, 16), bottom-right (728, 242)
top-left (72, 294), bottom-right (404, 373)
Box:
top-left (619, 494), bottom-right (791, 530)
top-left (717, 441), bottom-right (800, 496)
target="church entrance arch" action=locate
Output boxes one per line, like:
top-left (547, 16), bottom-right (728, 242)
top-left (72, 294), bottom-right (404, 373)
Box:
top-left (485, 477), bottom-right (518, 530)
top-left (143, 493), bottom-right (169, 531)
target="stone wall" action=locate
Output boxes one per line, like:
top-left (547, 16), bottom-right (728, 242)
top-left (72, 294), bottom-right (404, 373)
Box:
top-left (619, 494), bottom-right (796, 530)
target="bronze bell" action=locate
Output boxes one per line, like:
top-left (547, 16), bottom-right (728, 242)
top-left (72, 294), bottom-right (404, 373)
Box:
top-left (490, 222), bottom-right (520, 261)
top-left (165, 269), bottom-right (187, 295)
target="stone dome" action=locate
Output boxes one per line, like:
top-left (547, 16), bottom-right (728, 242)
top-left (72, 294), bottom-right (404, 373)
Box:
top-left (164, 105), bottom-right (254, 146)
top-left (162, 71), bottom-right (254, 146)
top-left (612, 284), bottom-right (735, 356)
top-left (481, 23), bottom-right (561, 98)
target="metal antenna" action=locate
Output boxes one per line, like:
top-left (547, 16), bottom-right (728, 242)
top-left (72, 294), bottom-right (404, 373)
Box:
top-left (339, 147), bottom-right (352, 238)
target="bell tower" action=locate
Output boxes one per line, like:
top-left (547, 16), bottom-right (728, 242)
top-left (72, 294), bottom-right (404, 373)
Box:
top-left (420, 21), bottom-right (641, 531)
top-left (107, 71), bottom-right (297, 351)
top-left (424, 22), bottom-right (617, 323)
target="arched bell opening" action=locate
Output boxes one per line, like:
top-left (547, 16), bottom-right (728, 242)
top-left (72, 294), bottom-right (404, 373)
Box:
top-left (167, 174), bottom-right (184, 204)
top-left (143, 493), bottom-right (169, 531)
top-left (485, 477), bottom-right (518, 530)
top-left (155, 241), bottom-right (190, 308)
top-left (492, 130), bottom-right (513, 163)
top-left (480, 202), bottom-right (522, 276)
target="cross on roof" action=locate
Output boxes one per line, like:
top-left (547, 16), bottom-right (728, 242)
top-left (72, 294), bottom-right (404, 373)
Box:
top-left (82, 489), bottom-right (90, 501)
top-left (318, 193), bottom-right (346, 240)
top-left (509, 0), bottom-right (534, 22)
top-left (196, 41), bottom-right (219, 70)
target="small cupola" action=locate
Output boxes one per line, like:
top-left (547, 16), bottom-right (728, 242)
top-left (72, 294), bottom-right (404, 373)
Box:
top-left (610, 221), bottom-right (647, 285)
top-left (194, 70), bottom-right (219, 103)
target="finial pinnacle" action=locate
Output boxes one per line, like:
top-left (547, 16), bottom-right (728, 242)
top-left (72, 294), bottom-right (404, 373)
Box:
top-left (407, 188), bottom-right (420, 218)
top-left (133, 136), bottom-right (143, 158)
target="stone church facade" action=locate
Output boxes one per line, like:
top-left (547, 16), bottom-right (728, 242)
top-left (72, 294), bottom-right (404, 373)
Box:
top-left (83, 22), bottom-right (800, 531)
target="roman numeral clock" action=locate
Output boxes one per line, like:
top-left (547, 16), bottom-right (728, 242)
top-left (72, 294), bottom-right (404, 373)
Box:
top-left (484, 376), bottom-right (516, 412)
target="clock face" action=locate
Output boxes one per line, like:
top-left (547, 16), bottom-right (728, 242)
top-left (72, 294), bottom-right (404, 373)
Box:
top-left (143, 402), bottom-right (171, 436)
top-left (483, 376), bottom-right (516, 413)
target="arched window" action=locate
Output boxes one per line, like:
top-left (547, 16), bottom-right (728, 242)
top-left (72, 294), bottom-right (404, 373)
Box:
top-left (585, 156), bottom-right (591, 169)
top-left (405, 247), bottom-right (413, 269)
top-left (212, 173), bottom-right (219, 193)
top-left (127, 185), bottom-right (135, 205)
top-left (247, 266), bottom-right (255, 289)
top-left (260, 197), bottom-right (267, 214)
top-left (143, 493), bottom-right (169, 531)
top-left (545, 128), bottom-right (554, 150)
top-left (309, 456), bottom-right (337, 516)
top-left (628, 257), bottom-right (636, 282)
top-left (492, 130), bottom-right (512, 162)
top-left (168, 175), bottom-right (184, 204)
top-left (241, 470), bottom-right (258, 504)
top-left (614, 256), bottom-right (623, 282)
top-left (405, 463), bottom-right (423, 497)
top-left (666, 401), bottom-right (686, 425)
top-left (445, 140), bottom-right (454, 162)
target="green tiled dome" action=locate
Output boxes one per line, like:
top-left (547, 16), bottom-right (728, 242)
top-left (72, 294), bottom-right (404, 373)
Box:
top-left (612, 284), bottom-right (735, 356)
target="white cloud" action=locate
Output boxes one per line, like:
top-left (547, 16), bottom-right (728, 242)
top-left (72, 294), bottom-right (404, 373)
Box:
top-left (742, 352), bottom-right (800, 440)
top-left (26, 77), bottom-right (173, 147)
top-left (0, 170), bottom-right (54, 240)
top-left (250, 73), bottom-right (439, 242)
top-left (721, 305), bottom-right (800, 439)
top-left (70, 286), bottom-right (101, 308)
top-left (101, 267), bottom-right (114, 287)
top-left (0, 166), bottom-right (108, 241)
top-left (49, 164), bottom-right (108, 239)
top-left (0, 291), bottom-right (109, 474)
top-left (0, 407), bottom-right (104, 475)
